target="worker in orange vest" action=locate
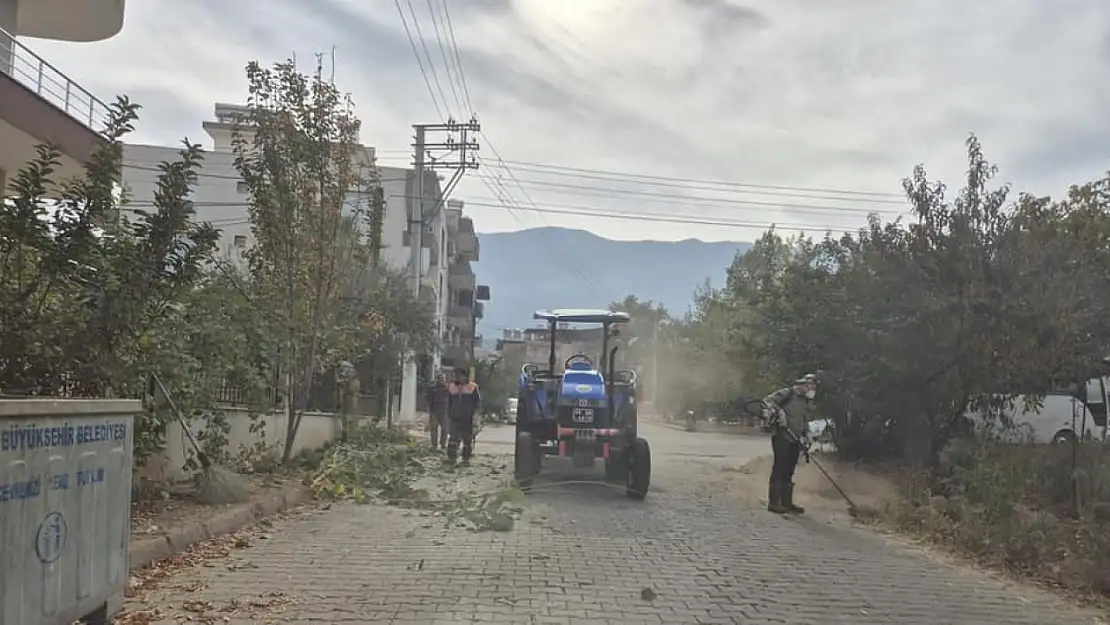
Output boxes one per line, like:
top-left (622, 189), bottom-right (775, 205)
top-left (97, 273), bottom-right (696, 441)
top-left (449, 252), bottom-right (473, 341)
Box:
top-left (446, 366), bottom-right (481, 464)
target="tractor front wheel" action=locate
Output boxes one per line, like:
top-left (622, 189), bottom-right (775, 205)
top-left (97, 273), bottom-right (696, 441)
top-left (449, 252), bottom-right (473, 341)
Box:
top-left (625, 437), bottom-right (651, 500)
top-left (515, 431), bottom-right (537, 490)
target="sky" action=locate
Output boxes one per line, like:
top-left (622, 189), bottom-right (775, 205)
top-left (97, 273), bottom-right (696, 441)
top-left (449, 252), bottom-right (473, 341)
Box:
top-left (24, 0), bottom-right (1110, 242)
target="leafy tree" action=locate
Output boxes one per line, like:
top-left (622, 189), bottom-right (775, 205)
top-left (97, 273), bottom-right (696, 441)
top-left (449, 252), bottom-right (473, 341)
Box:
top-left (231, 58), bottom-right (379, 461)
top-left (0, 99), bottom-right (229, 462)
top-left (683, 135), bottom-right (1110, 470)
top-left (608, 295), bottom-right (670, 401)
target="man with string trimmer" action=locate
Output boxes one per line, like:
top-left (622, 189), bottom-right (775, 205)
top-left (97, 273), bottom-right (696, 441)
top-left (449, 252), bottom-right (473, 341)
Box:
top-left (761, 374), bottom-right (819, 514)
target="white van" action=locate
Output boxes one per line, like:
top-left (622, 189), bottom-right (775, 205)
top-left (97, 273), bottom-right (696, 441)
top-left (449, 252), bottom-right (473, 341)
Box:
top-left (964, 377), bottom-right (1109, 444)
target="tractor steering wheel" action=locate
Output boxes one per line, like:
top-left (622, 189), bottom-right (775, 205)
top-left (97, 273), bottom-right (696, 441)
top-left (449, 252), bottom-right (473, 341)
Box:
top-left (564, 353), bottom-right (595, 370)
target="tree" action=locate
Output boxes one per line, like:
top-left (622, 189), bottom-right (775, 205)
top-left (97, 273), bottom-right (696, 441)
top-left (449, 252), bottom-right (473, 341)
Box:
top-left (231, 58), bottom-right (376, 460)
top-left (608, 295), bottom-right (670, 402)
top-left (682, 135), bottom-right (1110, 468)
top-left (0, 98), bottom-right (229, 462)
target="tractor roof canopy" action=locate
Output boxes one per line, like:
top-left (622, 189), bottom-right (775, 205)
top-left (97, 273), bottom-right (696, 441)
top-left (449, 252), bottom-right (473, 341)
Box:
top-left (532, 309), bottom-right (631, 325)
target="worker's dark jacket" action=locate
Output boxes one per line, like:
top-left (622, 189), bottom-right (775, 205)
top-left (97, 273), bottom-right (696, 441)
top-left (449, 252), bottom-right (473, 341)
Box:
top-left (426, 382), bottom-right (449, 417)
top-left (763, 386), bottom-right (812, 436)
top-left (448, 381), bottom-right (481, 423)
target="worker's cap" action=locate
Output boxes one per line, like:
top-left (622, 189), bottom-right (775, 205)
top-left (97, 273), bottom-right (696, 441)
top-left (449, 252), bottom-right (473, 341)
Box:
top-left (795, 374), bottom-right (820, 385)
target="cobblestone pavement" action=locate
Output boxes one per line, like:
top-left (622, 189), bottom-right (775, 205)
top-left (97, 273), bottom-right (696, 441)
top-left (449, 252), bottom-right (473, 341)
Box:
top-left (124, 422), bottom-right (1106, 624)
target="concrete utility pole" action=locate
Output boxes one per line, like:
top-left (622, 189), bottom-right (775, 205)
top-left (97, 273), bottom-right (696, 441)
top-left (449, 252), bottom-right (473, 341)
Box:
top-left (400, 118), bottom-right (480, 425)
top-left (650, 316), bottom-right (670, 408)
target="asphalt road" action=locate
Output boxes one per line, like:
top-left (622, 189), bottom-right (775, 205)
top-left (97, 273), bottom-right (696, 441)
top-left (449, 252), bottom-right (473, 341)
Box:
top-left (123, 421), bottom-right (1105, 624)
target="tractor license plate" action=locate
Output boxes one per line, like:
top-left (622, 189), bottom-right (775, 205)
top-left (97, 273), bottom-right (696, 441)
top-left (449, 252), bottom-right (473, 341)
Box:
top-left (572, 408), bottom-right (594, 423)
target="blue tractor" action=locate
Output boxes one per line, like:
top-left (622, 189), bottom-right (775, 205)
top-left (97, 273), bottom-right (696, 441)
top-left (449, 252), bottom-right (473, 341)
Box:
top-left (514, 308), bottom-right (651, 499)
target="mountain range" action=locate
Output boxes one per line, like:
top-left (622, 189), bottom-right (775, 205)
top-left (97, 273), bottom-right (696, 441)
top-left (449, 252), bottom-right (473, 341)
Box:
top-left (475, 227), bottom-right (751, 335)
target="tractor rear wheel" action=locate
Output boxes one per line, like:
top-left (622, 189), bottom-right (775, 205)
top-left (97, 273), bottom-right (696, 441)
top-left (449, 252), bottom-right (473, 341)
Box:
top-left (515, 431), bottom-right (537, 490)
top-left (625, 437), bottom-right (651, 500)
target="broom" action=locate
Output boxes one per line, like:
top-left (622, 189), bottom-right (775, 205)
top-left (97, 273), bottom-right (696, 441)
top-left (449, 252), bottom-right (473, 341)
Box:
top-left (150, 374), bottom-right (251, 505)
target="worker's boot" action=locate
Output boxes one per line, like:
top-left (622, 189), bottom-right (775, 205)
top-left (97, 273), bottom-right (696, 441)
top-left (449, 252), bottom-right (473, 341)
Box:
top-left (445, 439), bottom-right (459, 465)
top-left (783, 482), bottom-right (805, 514)
top-left (767, 477), bottom-right (788, 513)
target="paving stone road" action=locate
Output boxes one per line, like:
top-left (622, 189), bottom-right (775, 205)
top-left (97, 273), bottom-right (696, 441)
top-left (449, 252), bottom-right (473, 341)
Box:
top-left (124, 421), bottom-right (1106, 625)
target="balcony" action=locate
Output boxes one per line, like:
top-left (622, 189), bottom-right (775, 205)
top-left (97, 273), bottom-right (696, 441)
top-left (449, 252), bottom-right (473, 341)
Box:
top-left (448, 303), bottom-right (472, 321)
top-left (441, 344), bottom-right (469, 366)
top-left (456, 217), bottom-right (479, 262)
top-left (448, 261), bottom-right (475, 291)
top-left (7, 0), bottom-right (126, 43)
top-left (0, 26), bottom-right (109, 188)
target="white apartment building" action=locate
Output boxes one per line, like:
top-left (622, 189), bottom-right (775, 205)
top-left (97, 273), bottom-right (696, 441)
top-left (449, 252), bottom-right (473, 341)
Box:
top-left (120, 104), bottom-right (489, 423)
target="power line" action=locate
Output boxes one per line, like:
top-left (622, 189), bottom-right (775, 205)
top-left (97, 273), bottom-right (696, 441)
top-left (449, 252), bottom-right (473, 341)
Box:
top-left (377, 153), bottom-right (905, 203)
top-left (474, 171), bottom-right (604, 295)
top-left (494, 158), bottom-right (904, 199)
top-left (123, 199), bottom-right (868, 234)
top-left (500, 167), bottom-right (906, 206)
top-left (404, 0), bottom-right (454, 119)
top-left (459, 200), bottom-right (864, 233)
top-left (123, 156), bottom-right (907, 209)
top-left (487, 177), bottom-right (905, 216)
top-left (440, 0), bottom-right (473, 113)
top-left (120, 158), bottom-right (897, 222)
top-left (424, 0), bottom-right (464, 115)
top-left (392, 0), bottom-right (444, 121)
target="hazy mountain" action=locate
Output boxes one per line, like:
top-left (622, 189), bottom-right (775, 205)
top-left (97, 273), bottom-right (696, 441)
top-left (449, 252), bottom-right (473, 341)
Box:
top-left (475, 227), bottom-right (751, 334)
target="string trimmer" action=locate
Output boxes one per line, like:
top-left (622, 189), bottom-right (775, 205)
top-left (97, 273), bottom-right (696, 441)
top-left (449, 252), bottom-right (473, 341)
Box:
top-left (745, 399), bottom-right (859, 516)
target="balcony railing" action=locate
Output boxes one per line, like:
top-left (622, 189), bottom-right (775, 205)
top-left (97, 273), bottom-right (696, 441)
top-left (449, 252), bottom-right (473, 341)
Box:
top-left (0, 27), bottom-right (109, 132)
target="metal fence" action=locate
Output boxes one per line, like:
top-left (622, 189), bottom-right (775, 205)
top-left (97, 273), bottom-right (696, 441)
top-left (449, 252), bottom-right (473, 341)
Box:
top-left (0, 26), bottom-right (110, 131)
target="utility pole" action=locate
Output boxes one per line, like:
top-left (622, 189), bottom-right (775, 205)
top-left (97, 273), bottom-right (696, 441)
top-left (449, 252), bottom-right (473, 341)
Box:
top-left (400, 118), bottom-right (480, 425)
top-left (651, 319), bottom-right (659, 407)
top-left (650, 315), bottom-right (669, 409)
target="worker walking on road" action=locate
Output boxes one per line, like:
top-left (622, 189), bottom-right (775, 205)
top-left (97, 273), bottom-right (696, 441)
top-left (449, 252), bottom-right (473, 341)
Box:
top-left (425, 372), bottom-right (450, 450)
top-left (762, 374), bottom-right (818, 514)
top-left (446, 367), bottom-right (481, 465)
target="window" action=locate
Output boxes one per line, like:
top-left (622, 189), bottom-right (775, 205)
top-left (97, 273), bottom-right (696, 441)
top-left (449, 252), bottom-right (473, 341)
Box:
top-left (236, 181), bottom-right (249, 194)
top-left (233, 235), bottom-right (247, 248)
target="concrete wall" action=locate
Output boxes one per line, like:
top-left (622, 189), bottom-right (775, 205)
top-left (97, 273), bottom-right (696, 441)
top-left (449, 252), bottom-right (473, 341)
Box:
top-left (137, 407), bottom-right (343, 484)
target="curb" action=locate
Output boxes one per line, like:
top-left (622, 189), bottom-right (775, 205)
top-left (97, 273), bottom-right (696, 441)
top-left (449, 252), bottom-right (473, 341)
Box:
top-left (129, 486), bottom-right (315, 570)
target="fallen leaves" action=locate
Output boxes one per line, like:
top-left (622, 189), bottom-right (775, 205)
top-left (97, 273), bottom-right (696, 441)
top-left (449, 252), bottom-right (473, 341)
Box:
top-left (117, 507), bottom-right (315, 624)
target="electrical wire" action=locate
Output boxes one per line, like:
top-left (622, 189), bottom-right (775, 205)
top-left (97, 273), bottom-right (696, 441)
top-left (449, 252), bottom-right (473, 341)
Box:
top-left (392, 0), bottom-right (445, 121)
top-left (492, 158), bottom-right (904, 199)
top-left (424, 0), bottom-right (464, 115)
top-left (440, 0), bottom-right (474, 113)
top-left (404, 0), bottom-right (454, 119)
top-left (121, 199), bottom-right (865, 234)
top-left (121, 158), bottom-right (906, 215)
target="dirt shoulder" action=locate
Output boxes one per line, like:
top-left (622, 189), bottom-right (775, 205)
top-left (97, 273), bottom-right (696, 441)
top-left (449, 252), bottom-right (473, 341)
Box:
top-left (712, 452), bottom-right (895, 523)
top-left (713, 450), bottom-right (1110, 616)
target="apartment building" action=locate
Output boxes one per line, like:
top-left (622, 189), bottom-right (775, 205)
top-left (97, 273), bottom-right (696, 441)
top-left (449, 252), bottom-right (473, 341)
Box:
top-left (121, 104), bottom-right (491, 422)
top-left (0, 0), bottom-right (126, 190)
top-left (441, 199), bottom-right (489, 371)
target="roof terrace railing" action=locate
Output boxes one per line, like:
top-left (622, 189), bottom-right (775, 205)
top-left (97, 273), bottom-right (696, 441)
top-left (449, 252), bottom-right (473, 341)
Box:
top-left (0, 26), bottom-right (110, 132)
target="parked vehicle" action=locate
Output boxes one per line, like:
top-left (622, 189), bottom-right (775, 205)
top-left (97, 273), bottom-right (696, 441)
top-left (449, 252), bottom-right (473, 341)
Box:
top-left (507, 397), bottom-right (518, 424)
top-left (963, 376), bottom-right (1110, 444)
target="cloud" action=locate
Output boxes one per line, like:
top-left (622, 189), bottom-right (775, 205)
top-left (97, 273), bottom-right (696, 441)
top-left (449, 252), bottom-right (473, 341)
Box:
top-left (20, 0), bottom-right (1110, 243)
